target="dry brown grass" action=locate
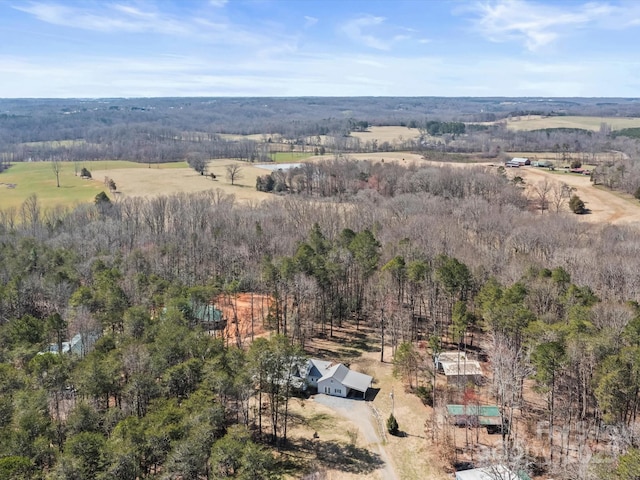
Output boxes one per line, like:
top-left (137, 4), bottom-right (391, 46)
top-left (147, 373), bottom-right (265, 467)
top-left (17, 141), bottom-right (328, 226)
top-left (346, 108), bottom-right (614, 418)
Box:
top-left (304, 151), bottom-right (425, 165)
top-left (349, 126), bottom-right (421, 144)
top-left (498, 115), bottom-right (640, 132)
top-left (512, 166), bottom-right (640, 225)
top-left (91, 159), bottom-right (271, 203)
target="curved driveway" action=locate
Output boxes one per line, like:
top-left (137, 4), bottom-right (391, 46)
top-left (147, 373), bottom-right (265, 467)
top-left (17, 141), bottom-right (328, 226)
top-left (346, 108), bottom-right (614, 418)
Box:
top-left (313, 394), bottom-right (399, 480)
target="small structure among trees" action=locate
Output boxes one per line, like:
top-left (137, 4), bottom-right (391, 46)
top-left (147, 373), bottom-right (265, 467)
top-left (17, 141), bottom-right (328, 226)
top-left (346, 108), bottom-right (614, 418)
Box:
top-left (446, 404), bottom-right (505, 433)
top-left (435, 351), bottom-right (483, 386)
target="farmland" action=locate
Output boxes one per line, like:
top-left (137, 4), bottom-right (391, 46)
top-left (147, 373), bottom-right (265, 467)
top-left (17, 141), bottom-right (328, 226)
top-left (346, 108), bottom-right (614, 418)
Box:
top-left (499, 115), bottom-right (640, 132)
top-left (0, 161), bottom-right (107, 211)
top-left (4, 97), bottom-right (640, 480)
top-left (0, 161), bottom-right (189, 210)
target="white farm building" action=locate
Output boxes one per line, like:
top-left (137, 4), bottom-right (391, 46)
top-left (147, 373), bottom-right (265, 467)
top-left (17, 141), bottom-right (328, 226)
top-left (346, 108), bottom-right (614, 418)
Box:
top-left (303, 359), bottom-right (373, 399)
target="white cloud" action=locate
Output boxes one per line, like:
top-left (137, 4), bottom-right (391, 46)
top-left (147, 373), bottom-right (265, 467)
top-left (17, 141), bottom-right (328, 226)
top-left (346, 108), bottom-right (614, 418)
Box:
top-left (465, 0), bottom-right (640, 52)
top-left (341, 15), bottom-right (392, 50)
top-left (304, 15), bottom-right (318, 28)
top-left (13, 2), bottom-right (192, 35)
top-left (2, 49), bottom-right (636, 98)
top-left (209, 0), bottom-right (228, 7)
top-left (13, 1), bottom-right (298, 52)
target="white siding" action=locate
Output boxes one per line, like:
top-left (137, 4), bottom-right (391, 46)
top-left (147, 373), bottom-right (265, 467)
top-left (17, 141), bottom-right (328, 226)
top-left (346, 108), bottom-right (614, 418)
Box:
top-left (317, 378), bottom-right (348, 398)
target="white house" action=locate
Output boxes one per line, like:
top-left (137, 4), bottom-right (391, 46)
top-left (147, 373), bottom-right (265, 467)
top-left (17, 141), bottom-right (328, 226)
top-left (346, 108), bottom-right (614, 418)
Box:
top-left (303, 359), bottom-right (373, 399)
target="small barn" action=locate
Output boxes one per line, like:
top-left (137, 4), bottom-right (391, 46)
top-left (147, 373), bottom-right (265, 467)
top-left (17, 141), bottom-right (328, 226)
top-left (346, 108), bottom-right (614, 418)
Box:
top-left (303, 359), bottom-right (373, 399)
top-left (506, 157), bottom-right (530, 167)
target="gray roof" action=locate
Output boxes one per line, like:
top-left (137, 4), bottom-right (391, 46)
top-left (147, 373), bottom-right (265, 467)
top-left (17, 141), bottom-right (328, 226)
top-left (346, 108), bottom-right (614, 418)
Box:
top-left (315, 360), bottom-right (373, 393)
top-left (307, 358), bottom-right (333, 378)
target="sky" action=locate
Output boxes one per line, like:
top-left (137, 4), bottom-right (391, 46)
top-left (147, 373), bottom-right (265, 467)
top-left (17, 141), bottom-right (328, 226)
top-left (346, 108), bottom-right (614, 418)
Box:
top-left (1, 0), bottom-right (639, 98)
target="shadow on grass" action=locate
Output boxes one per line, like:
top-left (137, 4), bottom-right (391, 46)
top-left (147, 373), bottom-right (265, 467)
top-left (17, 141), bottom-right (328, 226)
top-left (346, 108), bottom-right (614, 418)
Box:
top-left (287, 438), bottom-right (384, 474)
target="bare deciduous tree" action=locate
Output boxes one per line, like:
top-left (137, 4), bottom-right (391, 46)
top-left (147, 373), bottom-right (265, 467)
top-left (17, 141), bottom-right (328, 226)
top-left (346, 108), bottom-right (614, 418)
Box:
top-left (550, 182), bottom-right (574, 213)
top-left (52, 158), bottom-right (62, 187)
top-left (226, 164), bottom-right (243, 186)
top-left (532, 179), bottom-right (552, 214)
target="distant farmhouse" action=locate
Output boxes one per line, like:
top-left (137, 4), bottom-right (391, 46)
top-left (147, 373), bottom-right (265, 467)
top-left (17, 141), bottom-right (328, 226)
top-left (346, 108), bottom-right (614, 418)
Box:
top-left (300, 359), bottom-right (373, 399)
top-left (505, 157), bottom-right (530, 168)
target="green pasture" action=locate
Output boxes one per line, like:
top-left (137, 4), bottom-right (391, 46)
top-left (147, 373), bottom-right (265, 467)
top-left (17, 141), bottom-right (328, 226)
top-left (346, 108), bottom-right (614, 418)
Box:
top-left (268, 151), bottom-right (314, 163)
top-left (0, 160), bottom-right (186, 211)
top-left (504, 115), bottom-right (640, 132)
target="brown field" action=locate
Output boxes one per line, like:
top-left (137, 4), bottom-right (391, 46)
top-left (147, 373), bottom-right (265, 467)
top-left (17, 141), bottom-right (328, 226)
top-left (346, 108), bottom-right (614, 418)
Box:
top-left (305, 151), bottom-right (425, 164)
top-left (349, 126), bottom-right (420, 144)
top-left (498, 115), bottom-right (640, 132)
top-left (219, 126), bottom-right (421, 148)
top-left (91, 159), bottom-right (271, 203)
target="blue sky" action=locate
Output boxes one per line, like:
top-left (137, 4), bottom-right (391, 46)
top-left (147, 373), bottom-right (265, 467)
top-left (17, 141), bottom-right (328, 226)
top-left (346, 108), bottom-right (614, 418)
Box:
top-left (1, 0), bottom-right (639, 98)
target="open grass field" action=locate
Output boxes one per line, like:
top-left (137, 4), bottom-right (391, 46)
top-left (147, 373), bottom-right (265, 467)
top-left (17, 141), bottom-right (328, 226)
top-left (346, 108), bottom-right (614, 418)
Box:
top-left (221, 126), bottom-right (420, 148)
top-left (269, 151), bottom-right (314, 163)
top-left (91, 159), bottom-right (271, 203)
top-left (305, 151), bottom-right (425, 165)
top-left (500, 115), bottom-right (640, 132)
top-left (349, 126), bottom-right (420, 144)
top-left (0, 160), bottom-right (272, 212)
top-left (0, 161), bottom-right (108, 211)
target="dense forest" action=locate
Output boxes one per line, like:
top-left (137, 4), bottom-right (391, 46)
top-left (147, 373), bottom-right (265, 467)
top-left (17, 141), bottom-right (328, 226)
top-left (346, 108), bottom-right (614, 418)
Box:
top-left (3, 97), bottom-right (640, 478)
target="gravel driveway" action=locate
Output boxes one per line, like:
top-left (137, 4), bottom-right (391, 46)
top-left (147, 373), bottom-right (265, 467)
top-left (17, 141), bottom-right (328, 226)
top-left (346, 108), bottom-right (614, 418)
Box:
top-left (313, 394), bottom-right (399, 480)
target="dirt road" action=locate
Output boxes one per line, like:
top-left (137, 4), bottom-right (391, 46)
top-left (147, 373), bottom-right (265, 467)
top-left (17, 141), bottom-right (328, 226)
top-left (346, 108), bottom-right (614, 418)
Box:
top-left (515, 167), bottom-right (640, 225)
top-left (313, 394), bottom-right (399, 480)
